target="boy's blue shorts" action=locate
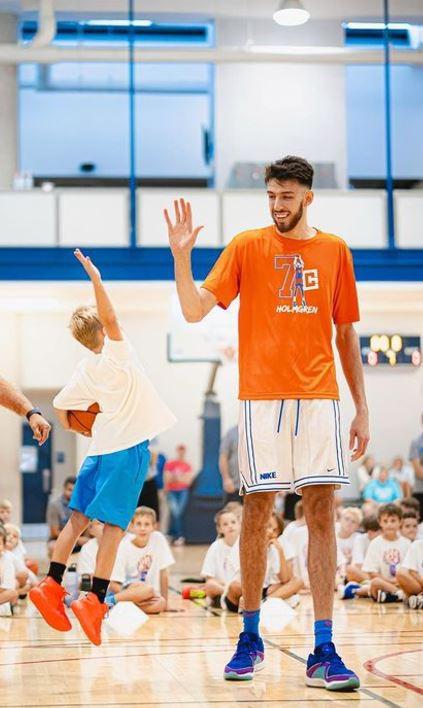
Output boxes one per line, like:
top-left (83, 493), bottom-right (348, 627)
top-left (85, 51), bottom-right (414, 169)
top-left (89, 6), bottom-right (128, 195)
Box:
top-left (69, 440), bottom-right (150, 530)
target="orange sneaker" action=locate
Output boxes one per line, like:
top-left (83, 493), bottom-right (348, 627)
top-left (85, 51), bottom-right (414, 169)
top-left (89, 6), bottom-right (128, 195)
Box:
top-left (29, 576), bottom-right (72, 632)
top-left (71, 593), bottom-right (108, 646)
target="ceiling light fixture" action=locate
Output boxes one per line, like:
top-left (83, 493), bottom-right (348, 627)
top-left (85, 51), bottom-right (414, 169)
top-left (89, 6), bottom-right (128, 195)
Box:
top-left (273, 0), bottom-right (310, 27)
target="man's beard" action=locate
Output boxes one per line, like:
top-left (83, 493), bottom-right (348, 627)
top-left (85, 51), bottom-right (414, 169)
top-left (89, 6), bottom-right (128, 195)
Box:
top-left (273, 203), bottom-right (303, 233)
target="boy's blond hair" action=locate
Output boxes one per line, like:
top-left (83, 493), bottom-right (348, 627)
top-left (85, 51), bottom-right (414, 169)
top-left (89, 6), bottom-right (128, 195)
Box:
top-left (0, 499), bottom-right (12, 510)
top-left (70, 306), bottom-right (103, 351)
top-left (133, 506), bottom-right (157, 524)
top-left (341, 506), bottom-right (363, 525)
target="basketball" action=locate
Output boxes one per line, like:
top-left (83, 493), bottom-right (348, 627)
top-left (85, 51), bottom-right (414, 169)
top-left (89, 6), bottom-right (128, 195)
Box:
top-left (67, 403), bottom-right (100, 435)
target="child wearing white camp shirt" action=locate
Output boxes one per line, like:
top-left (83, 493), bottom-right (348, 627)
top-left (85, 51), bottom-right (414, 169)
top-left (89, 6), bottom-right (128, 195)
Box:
top-left (0, 526), bottom-right (18, 614)
top-left (201, 509), bottom-right (241, 611)
top-left (266, 512), bottom-right (303, 604)
top-left (109, 507), bottom-right (174, 613)
top-left (397, 540), bottom-right (423, 608)
top-left (361, 503), bottom-right (410, 603)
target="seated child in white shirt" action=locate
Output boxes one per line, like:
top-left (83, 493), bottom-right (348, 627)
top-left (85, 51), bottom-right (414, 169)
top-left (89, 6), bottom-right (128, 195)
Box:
top-left (289, 521), bottom-right (347, 592)
top-left (0, 525), bottom-right (18, 612)
top-left (336, 507), bottom-right (362, 567)
top-left (352, 503), bottom-right (411, 603)
top-left (400, 511), bottom-right (419, 542)
top-left (108, 506), bottom-right (174, 613)
top-left (4, 523), bottom-right (37, 595)
top-left (201, 508), bottom-right (241, 611)
top-left (266, 511), bottom-right (303, 603)
top-left (397, 539), bottom-right (423, 607)
top-left (345, 514), bottom-right (380, 584)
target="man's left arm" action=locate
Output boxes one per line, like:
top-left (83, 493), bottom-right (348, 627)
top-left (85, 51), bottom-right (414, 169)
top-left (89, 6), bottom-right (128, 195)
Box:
top-left (335, 323), bottom-right (370, 462)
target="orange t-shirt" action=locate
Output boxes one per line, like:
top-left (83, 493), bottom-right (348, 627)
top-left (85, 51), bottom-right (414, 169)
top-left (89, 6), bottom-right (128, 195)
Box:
top-left (202, 226), bottom-right (360, 400)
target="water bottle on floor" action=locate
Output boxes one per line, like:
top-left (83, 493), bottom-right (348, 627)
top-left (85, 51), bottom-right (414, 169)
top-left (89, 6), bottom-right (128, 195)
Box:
top-left (63, 564), bottom-right (80, 607)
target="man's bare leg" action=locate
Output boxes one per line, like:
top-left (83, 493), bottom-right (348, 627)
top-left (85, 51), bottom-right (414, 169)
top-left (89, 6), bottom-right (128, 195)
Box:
top-left (240, 492), bottom-right (275, 614)
top-left (302, 485), bottom-right (336, 622)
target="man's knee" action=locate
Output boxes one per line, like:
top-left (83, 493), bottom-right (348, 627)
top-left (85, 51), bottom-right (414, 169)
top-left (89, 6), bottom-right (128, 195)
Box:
top-left (303, 486), bottom-right (334, 532)
top-left (243, 492), bottom-right (275, 527)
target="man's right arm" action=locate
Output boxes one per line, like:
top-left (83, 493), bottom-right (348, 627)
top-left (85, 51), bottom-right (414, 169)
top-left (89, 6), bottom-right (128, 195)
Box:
top-left (164, 198), bottom-right (217, 322)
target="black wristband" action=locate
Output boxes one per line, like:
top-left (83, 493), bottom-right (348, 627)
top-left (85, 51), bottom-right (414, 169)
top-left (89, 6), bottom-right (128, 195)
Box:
top-left (26, 407), bottom-right (42, 421)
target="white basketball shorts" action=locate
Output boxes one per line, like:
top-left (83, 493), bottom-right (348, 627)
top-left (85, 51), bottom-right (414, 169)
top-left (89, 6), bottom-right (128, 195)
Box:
top-left (238, 399), bottom-right (349, 495)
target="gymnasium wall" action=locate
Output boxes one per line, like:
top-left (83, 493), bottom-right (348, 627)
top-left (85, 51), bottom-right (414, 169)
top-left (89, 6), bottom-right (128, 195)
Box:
top-left (1, 282), bottom-right (421, 521)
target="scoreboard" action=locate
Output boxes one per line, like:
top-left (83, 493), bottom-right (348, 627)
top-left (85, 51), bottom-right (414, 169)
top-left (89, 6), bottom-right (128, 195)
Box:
top-left (360, 335), bottom-right (421, 367)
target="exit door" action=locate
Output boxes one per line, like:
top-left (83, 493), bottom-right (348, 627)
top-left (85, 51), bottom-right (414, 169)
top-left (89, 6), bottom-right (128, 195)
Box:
top-left (21, 423), bottom-right (53, 523)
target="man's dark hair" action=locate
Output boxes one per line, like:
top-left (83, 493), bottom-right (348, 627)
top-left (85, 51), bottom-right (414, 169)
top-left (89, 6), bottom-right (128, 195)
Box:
top-left (362, 514), bottom-right (380, 533)
top-left (64, 476), bottom-right (76, 487)
top-left (265, 155), bottom-right (314, 189)
top-left (378, 503), bottom-right (402, 521)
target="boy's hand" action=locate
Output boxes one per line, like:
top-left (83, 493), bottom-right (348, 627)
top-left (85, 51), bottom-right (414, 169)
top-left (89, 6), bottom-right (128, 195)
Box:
top-left (74, 249), bottom-right (101, 283)
top-left (164, 198), bottom-right (204, 258)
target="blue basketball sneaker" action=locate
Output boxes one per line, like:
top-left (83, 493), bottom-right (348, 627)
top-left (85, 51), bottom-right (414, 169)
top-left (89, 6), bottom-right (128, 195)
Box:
top-left (306, 642), bottom-right (360, 691)
top-left (224, 631), bottom-right (265, 681)
top-left (337, 582), bottom-right (361, 600)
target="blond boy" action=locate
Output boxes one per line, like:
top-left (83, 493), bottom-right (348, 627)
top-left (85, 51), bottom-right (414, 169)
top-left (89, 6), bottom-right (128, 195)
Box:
top-left (30, 250), bottom-right (175, 645)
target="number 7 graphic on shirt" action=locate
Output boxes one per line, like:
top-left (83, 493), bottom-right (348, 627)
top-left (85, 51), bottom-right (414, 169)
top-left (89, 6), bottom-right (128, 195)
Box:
top-left (274, 255), bottom-right (299, 299)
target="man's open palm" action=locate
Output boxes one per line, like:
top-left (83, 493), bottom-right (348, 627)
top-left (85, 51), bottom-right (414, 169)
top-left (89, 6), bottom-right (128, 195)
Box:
top-left (164, 198), bottom-right (203, 257)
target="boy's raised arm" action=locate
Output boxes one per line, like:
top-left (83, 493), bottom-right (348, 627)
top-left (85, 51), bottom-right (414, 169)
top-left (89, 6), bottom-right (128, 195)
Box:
top-left (74, 249), bottom-right (123, 341)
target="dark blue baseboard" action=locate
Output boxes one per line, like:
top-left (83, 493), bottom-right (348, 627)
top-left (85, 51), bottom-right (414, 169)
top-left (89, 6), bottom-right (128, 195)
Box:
top-left (0, 247), bottom-right (421, 281)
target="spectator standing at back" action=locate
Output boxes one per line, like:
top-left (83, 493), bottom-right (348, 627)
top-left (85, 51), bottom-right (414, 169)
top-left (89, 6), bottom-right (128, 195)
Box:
top-left (46, 476), bottom-right (89, 557)
top-left (409, 414), bottom-right (423, 516)
top-left (138, 450), bottom-right (161, 522)
top-left (219, 425), bottom-right (241, 504)
top-left (164, 444), bottom-right (195, 546)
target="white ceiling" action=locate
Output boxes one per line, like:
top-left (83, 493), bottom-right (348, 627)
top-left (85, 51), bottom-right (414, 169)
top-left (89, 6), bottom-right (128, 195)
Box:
top-left (0, 0), bottom-right (422, 20)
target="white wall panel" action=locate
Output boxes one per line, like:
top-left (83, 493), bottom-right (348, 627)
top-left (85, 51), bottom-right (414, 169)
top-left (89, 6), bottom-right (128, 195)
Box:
top-left (395, 192), bottom-right (423, 248)
top-left (0, 191), bottom-right (56, 246)
top-left (308, 190), bottom-right (386, 248)
top-left (139, 189), bottom-right (220, 246)
top-left (59, 189), bottom-right (128, 246)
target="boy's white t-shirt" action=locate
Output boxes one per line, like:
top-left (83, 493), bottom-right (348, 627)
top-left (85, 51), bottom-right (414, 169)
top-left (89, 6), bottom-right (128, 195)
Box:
top-left (0, 552), bottom-right (16, 590)
top-left (53, 337), bottom-right (177, 456)
top-left (400, 539), bottom-right (423, 576)
top-left (282, 520), bottom-right (305, 547)
top-left (111, 531), bottom-right (174, 595)
top-left (362, 534), bottom-right (411, 580)
top-left (351, 533), bottom-right (371, 566)
top-left (264, 541), bottom-right (295, 587)
top-left (337, 531), bottom-right (360, 565)
top-left (5, 550), bottom-right (26, 576)
top-left (201, 538), bottom-right (240, 584)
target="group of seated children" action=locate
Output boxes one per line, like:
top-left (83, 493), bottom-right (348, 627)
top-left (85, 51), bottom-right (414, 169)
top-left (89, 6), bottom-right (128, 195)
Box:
top-left (201, 503), bottom-right (303, 612)
top-left (337, 501), bottom-right (423, 607)
top-left (0, 499), bottom-right (39, 615)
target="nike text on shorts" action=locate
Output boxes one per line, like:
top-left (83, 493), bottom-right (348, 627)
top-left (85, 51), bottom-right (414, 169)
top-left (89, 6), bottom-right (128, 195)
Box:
top-left (238, 399), bottom-right (349, 494)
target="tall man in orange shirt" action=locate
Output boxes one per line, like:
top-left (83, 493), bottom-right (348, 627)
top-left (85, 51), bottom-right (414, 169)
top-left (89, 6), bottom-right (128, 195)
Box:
top-left (164, 156), bottom-right (369, 692)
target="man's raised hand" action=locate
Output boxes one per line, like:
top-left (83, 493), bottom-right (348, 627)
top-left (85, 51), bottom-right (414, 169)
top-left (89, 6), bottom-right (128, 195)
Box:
top-left (164, 198), bottom-right (204, 257)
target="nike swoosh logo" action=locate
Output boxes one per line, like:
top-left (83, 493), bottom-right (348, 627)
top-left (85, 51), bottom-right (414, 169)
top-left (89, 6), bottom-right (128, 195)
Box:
top-left (327, 468), bottom-right (336, 472)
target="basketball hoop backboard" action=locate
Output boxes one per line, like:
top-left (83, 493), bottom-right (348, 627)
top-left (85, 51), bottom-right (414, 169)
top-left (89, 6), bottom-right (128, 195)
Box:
top-left (167, 292), bottom-right (238, 364)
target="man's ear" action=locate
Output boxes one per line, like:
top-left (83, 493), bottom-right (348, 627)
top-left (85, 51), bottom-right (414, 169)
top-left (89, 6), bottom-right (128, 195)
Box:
top-left (304, 190), bottom-right (314, 207)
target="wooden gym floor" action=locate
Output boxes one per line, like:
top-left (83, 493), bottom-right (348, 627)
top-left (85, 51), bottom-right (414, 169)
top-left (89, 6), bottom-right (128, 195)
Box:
top-left (0, 545), bottom-right (422, 708)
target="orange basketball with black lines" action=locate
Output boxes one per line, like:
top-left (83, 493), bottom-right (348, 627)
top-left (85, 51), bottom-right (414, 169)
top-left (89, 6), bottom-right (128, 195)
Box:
top-left (67, 403), bottom-right (100, 435)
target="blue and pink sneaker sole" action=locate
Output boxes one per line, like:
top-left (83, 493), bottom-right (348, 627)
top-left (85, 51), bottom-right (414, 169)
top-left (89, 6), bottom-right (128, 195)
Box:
top-left (306, 662), bottom-right (360, 691)
top-left (224, 653), bottom-right (265, 681)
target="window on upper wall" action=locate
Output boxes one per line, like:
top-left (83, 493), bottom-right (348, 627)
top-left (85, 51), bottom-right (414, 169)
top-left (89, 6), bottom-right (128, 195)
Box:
top-left (344, 21), bottom-right (423, 187)
top-left (18, 19), bottom-right (215, 185)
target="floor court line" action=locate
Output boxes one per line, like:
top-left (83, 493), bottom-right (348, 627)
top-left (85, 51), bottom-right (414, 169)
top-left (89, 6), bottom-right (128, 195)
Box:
top-left (364, 649), bottom-right (423, 696)
top-left (264, 638), bottom-right (402, 708)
